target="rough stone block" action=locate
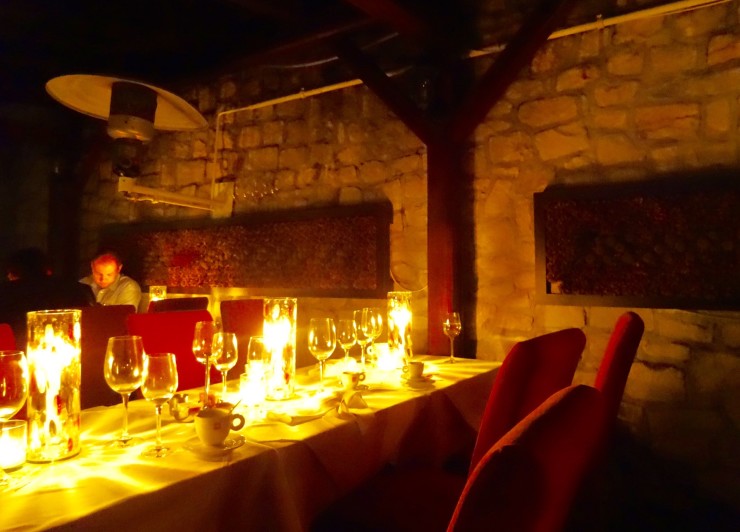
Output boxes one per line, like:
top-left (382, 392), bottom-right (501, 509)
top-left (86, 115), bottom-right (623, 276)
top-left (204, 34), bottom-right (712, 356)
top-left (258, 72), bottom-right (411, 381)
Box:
top-left (689, 352), bottom-right (740, 401)
top-left (556, 64), bottom-right (600, 91)
top-left (613, 15), bottom-right (664, 44)
top-left (284, 120), bottom-right (309, 145)
top-left (656, 315), bottom-right (713, 343)
top-left (593, 82), bottom-right (639, 106)
top-left (358, 160), bottom-right (388, 185)
top-left (635, 103), bottom-right (700, 140)
top-left (641, 339), bottom-right (690, 365)
top-left (607, 50), bottom-right (644, 76)
top-left (592, 108), bottom-right (628, 129)
top-left (249, 147), bottom-right (279, 170)
top-left (674, 4), bottom-right (728, 38)
top-left (595, 134), bottom-right (644, 165)
top-left (238, 126), bottom-right (261, 149)
top-left (626, 362), bottom-right (685, 402)
top-left (704, 98), bottom-right (732, 136)
top-left (518, 96), bottom-right (579, 128)
top-left (650, 45), bottom-right (698, 74)
top-left (721, 320), bottom-right (740, 347)
top-left (534, 123), bottom-right (590, 160)
top-left (262, 121), bottom-right (284, 145)
top-left (175, 160), bottom-right (206, 186)
top-left (536, 305), bottom-right (586, 329)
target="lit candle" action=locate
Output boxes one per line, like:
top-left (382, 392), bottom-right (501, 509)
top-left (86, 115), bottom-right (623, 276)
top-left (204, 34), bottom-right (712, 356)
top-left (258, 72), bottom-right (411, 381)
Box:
top-left (0, 420), bottom-right (27, 470)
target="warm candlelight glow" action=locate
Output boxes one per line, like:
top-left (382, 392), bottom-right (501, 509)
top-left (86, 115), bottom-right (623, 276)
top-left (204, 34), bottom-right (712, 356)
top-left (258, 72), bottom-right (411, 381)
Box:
top-left (26, 309), bottom-right (82, 462)
top-left (0, 420), bottom-right (26, 470)
top-left (387, 291), bottom-right (412, 368)
top-left (262, 298), bottom-right (297, 400)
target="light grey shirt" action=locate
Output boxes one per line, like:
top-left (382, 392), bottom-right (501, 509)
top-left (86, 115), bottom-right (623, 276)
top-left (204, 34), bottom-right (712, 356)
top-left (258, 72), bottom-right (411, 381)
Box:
top-left (80, 274), bottom-right (141, 309)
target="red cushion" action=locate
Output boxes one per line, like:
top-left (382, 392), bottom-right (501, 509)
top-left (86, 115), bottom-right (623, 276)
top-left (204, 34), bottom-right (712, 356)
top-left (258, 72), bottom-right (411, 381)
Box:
top-left (220, 299), bottom-right (263, 379)
top-left (594, 311), bottom-right (644, 421)
top-left (450, 385), bottom-right (607, 532)
top-left (127, 310), bottom-right (214, 392)
top-left (470, 327), bottom-right (585, 471)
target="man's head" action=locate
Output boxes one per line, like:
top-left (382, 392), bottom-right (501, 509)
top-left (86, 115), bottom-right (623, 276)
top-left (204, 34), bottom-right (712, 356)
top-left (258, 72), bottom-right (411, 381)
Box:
top-left (90, 252), bottom-right (123, 289)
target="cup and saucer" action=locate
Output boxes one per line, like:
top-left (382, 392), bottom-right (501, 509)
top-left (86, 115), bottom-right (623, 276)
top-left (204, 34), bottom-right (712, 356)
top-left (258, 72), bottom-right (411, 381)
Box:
top-left (401, 361), bottom-right (434, 388)
top-left (184, 407), bottom-right (247, 460)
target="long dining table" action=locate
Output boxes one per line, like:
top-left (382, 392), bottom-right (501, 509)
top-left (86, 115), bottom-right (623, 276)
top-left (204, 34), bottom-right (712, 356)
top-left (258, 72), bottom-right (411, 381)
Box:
top-left (2, 355), bottom-right (500, 532)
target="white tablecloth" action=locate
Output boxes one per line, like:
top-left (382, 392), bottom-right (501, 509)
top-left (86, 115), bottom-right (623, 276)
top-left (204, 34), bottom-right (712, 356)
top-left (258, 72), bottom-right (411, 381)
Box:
top-left (2, 356), bottom-right (499, 532)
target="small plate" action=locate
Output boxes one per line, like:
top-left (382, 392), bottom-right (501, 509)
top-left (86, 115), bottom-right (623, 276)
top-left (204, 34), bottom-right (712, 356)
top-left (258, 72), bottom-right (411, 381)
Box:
top-left (402, 375), bottom-right (435, 388)
top-left (184, 435), bottom-right (246, 460)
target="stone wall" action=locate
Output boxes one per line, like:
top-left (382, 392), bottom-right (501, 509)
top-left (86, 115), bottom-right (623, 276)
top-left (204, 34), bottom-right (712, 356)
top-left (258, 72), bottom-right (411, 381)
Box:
top-left (78, 2), bottom-right (740, 507)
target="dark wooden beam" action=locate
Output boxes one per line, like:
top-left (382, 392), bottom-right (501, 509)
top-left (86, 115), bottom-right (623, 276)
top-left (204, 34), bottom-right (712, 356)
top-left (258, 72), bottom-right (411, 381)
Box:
top-left (172, 14), bottom-right (375, 89)
top-left (333, 38), bottom-right (437, 146)
top-left (341, 0), bottom-right (428, 41)
top-left (450, 0), bottom-right (579, 143)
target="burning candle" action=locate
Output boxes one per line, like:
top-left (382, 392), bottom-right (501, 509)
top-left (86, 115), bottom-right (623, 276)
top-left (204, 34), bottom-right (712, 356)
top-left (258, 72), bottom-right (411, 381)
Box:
top-left (26, 309), bottom-right (82, 463)
top-left (0, 420), bottom-right (27, 470)
top-left (262, 298), bottom-right (297, 400)
top-left (387, 291), bottom-right (413, 368)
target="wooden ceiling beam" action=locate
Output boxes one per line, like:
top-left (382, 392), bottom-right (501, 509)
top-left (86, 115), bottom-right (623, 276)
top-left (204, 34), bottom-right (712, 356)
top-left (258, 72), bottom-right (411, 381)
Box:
top-left (341, 0), bottom-right (428, 41)
top-left (449, 0), bottom-right (579, 143)
top-left (333, 38), bottom-right (437, 146)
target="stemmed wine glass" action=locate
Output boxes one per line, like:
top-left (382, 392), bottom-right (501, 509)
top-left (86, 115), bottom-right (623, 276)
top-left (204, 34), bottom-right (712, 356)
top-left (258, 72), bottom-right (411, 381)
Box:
top-left (212, 332), bottom-right (238, 402)
top-left (192, 320), bottom-right (216, 407)
top-left (103, 335), bottom-right (145, 445)
top-left (353, 310), bottom-right (372, 367)
top-left (356, 308), bottom-right (383, 366)
top-left (141, 352), bottom-right (178, 458)
top-left (364, 308), bottom-right (383, 363)
top-left (336, 319), bottom-right (357, 368)
top-left (443, 312), bottom-right (462, 363)
top-left (0, 350), bottom-right (29, 489)
top-left (307, 318), bottom-right (336, 391)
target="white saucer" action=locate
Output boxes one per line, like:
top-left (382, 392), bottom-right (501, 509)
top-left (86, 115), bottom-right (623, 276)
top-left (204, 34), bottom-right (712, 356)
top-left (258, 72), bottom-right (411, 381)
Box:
top-left (402, 375), bottom-right (434, 388)
top-left (184, 435), bottom-right (245, 460)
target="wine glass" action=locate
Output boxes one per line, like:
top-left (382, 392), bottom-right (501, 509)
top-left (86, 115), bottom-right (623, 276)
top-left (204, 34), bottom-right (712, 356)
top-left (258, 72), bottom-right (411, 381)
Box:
top-left (103, 335), bottom-right (145, 445)
top-left (336, 319), bottom-right (357, 367)
top-left (212, 332), bottom-right (238, 402)
top-left (192, 320), bottom-right (216, 407)
top-left (141, 352), bottom-right (178, 458)
top-left (443, 312), bottom-right (462, 363)
top-left (0, 350), bottom-right (29, 488)
top-left (356, 308), bottom-right (383, 366)
top-left (364, 308), bottom-right (383, 364)
top-left (353, 310), bottom-right (372, 367)
top-left (307, 318), bottom-right (336, 390)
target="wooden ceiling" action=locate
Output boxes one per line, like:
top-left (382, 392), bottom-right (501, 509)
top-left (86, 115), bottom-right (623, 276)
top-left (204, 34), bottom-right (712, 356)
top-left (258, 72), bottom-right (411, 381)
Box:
top-left (0, 0), bottom-right (685, 114)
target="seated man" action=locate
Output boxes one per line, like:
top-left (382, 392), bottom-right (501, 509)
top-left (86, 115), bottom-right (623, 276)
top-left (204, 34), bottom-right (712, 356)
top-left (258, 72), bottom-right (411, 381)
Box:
top-left (80, 251), bottom-right (142, 309)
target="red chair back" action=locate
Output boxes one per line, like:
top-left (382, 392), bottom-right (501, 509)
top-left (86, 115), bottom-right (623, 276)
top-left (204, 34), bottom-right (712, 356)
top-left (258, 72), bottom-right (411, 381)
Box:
top-left (220, 299), bottom-right (263, 379)
top-left (469, 328), bottom-right (585, 472)
top-left (80, 305), bottom-right (137, 409)
top-left (127, 309), bottom-right (214, 392)
top-left (147, 296), bottom-right (209, 313)
top-left (449, 384), bottom-right (608, 532)
top-left (0, 323), bottom-right (17, 350)
top-left (594, 311), bottom-right (644, 422)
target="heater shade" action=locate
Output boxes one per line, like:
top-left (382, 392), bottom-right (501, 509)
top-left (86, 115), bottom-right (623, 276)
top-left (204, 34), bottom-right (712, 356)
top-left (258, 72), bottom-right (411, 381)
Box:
top-left (45, 74), bottom-right (207, 133)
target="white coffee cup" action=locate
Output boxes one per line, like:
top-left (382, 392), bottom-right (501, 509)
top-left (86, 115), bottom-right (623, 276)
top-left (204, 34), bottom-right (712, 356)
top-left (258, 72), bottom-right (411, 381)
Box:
top-left (194, 407), bottom-right (246, 446)
top-left (341, 371), bottom-right (366, 390)
top-left (403, 361), bottom-right (425, 380)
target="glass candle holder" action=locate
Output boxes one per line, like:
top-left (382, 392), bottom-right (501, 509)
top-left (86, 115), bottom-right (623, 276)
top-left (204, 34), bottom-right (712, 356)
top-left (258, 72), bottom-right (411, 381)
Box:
top-left (26, 309), bottom-right (82, 462)
top-left (0, 420), bottom-right (27, 470)
top-left (387, 291), bottom-right (413, 367)
top-left (149, 285), bottom-right (167, 301)
top-left (262, 298), bottom-right (297, 400)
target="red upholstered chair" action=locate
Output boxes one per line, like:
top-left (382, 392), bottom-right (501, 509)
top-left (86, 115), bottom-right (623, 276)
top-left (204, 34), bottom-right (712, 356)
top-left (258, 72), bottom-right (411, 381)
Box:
top-left (448, 384), bottom-right (608, 532)
top-left (127, 309), bottom-right (214, 392)
top-left (80, 305), bottom-right (137, 409)
top-left (594, 311), bottom-right (644, 423)
top-left (147, 296), bottom-right (210, 313)
top-left (0, 323), bottom-right (17, 350)
top-left (220, 298), bottom-right (263, 380)
top-left (311, 328), bottom-right (586, 532)
top-left (469, 327), bottom-right (585, 471)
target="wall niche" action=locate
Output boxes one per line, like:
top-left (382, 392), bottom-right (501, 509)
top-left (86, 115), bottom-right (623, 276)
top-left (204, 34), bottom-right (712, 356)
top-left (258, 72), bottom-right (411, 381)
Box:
top-left (101, 202), bottom-right (393, 298)
top-left (534, 173), bottom-right (740, 310)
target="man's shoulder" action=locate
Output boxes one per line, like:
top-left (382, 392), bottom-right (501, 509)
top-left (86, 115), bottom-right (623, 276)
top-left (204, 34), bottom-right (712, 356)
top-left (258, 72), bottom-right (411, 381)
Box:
top-left (119, 274), bottom-right (141, 288)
